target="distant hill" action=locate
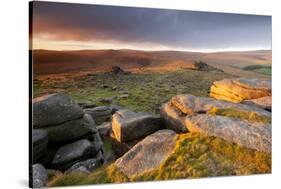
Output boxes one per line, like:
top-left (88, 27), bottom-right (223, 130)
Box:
top-left (32, 49), bottom-right (271, 77)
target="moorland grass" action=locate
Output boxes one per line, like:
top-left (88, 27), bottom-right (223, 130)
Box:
top-left (207, 107), bottom-right (271, 124)
top-left (48, 133), bottom-right (271, 186)
top-left (34, 70), bottom-right (233, 114)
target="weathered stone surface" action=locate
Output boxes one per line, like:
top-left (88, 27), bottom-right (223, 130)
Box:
top-left (109, 104), bottom-right (123, 114)
top-left (45, 114), bottom-right (93, 143)
top-left (210, 78), bottom-right (271, 103)
top-left (97, 122), bottom-right (112, 138)
top-left (185, 114), bottom-right (271, 153)
top-left (33, 129), bottom-right (48, 162)
top-left (108, 132), bottom-right (139, 157)
top-left (65, 158), bottom-right (102, 174)
top-left (171, 94), bottom-right (271, 118)
top-left (33, 93), bottom-right (84, 128)
top-left (52, 139), bottom-right (97, 170)
top-left (243, 96), bottom-right (272, 111)
top-left (83, 113), bottom-right (97, 133)
top-left (84, 106), bottom-right (112, 124)
top-left (160, 102), bottom-right (188, 133)
top-left (32, 164), bottom-right (48, 188)
top-left (115, 129), bottom-right (176, 178)
top-left (112, 109), bottom-right (163, 142)
top-left (77, 101), bottom-right (96, 109)
top-left (161, 94), bottom-right (271, 133)
top-left (92, 132), bottom-right (103, 152)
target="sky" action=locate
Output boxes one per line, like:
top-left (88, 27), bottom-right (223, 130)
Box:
top-left (31, 1), bottom-right (272, 52)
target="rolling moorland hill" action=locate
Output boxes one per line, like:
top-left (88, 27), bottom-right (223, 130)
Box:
top-left (32, 49), bottom-right (271, 77)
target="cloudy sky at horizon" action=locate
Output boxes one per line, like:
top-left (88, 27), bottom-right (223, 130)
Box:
top-left (31, 1), bottom-right (272, 52)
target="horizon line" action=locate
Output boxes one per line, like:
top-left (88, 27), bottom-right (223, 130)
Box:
top-left (31, 48), bottom-right (272, 54)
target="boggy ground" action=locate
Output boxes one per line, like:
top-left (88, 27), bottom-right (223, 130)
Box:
top-left (34, 69), bottom-right (233, 114)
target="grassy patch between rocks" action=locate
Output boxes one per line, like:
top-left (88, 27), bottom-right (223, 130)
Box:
top-left (207, 107), bottom-right (271, 124)
top-left (47, 164), bottom-right (129, 187)
top-left (48, 133), bottom-right (271, 186)
top-left (133, 133), bottom-right (271, 181)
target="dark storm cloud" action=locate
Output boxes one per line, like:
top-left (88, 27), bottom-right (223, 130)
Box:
top-left (32, 1), bottom-right (272, 49)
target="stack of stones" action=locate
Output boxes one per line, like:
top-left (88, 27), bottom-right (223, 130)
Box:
top-left (32, 93), bottom-right (105, 188)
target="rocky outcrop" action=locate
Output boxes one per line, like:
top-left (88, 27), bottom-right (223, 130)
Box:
top-left (161, 94), bottom-right (271, 133)
top-left (115, 130), bottom-right (176, 179)
top-left (193, 61), bottom-right (223, 72)
top-left (185, 114), bottom-right (271, 153)
top-left (52, 139), bottom-right (98, 170)
top-left (33, 129), bottom-right (48, 162)
top-left (97, 122), bottom-right (112, 138)
top-left (170, 94), bottom-right (271, 118)
top-left (161, 93), bottom-right (271, 153)
top-left (33, 93), bottom-right (83, 127)
top-left (110, 66), bottom-right (130, 75)
top-left (209, 78), bottom-right (271, 103)
top-left (32, 164), bottom-right (48, 188)
top-left (33, 93), bottom-right (92, 143)
top-left (44, 114), bottom-right (93, 143)
top-left (160, 102), bottom-right (187, 133)
top-left (112, 109), bottom-right (163, 142)
top-left (84, 106), bottom-right (112, 125)
top-left (243, 96), bottom-right (272, 111)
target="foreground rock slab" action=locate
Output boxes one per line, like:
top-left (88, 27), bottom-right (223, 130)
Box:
top-left (161, 94), bottom-right (271, 133)
top-left (171, 94), bottom-right (271, 117)
top-left (52, 139), bottom-right (97, 170)
top-left (44, 114), bottom-right (94, 143)
top-left (115, 129), bottom-right (176, 178)
top-left (185, 114), bottom-right (271, 153)
top-left (33, 93), bottom-right (94, 143)
top-left (112, 109), bottom-right (163, 142)
top-left (33, 93), bottom-right (84, 128)
top-left (32, 164), bottom-right (48, 188)
top-left (209, 78), bottom-right (271, 103)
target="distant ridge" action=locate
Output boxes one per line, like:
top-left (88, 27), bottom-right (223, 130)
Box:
top-left (32, 49), bottom-right (271, 76)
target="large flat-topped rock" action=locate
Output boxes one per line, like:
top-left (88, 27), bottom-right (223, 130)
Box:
top-left (112, 109), bottom-right (163, 142)
top-left (33, 93), bottom-right (84, 128)
top-left (185, 114), bottom-right (271, 153)
top-left (210, 78), bottom-right (271, 103)
top-left (171, 94), bottom-right (271, 118)
top-left (44, 113), bottom-right (94, 143)
top-left (115, 129), bottom-right (176, 179)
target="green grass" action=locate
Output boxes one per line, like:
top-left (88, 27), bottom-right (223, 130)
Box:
top-left (48, 133), bottom-right (271, 186)
top-left (133, 133), bottom-right (271, 181)
top-left (47, 164), bottom-right (129, 187)
top-left (243, 65), bottom-right (271, 76)
top-left (207, 107), bottom-right (271, 124)
top-left (33, 70), bottom-right (233, 114)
